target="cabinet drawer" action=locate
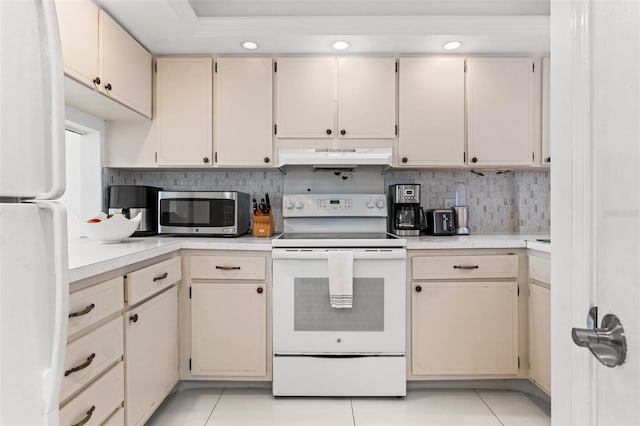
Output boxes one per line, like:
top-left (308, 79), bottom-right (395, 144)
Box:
top-left (191, 255), bottom-right (266, 280)
top-left (61, 317), bottom-right (123, 402)
top-left (127, 257), bottom-right (181, 305)
top-left (60, 362), bottom-right (124, 426)
top-left (68, 277), bottom-right (123, 337)
top-left (529, 255), bottom-right (550, 285)
top-left (412, 255), bottom-right (518, 280)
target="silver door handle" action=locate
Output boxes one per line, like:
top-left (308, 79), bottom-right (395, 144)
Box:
top-left (572, 312), bottom-right (627, 367)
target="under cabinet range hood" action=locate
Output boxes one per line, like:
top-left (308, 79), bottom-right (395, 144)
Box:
top-left (277, 148), bottom-right (392, 168)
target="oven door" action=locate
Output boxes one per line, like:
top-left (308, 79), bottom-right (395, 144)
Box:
top-left (272, 248), bottom-right (406, 354)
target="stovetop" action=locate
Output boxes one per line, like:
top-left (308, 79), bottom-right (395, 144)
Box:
top-left (277, 232), bottom-right (399, 240)
top-left (272, 232), bottom-right (406, 248)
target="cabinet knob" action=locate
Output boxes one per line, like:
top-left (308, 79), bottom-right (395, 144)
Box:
top-left (92, 77), bottom-right (101, 85)
top-left (257, 287), bottom-right (264, 294)
top-left (326, 129), bottom-right (332, 135)
top-left (415, 285), bottom-right (422, 293)
top-left (129, 313), bottom-right (139, 323)
top-left (545, 156), bottom-right (551, 163)
top-left (264, 157), bottom-right (270, 164)
top-left (471, 157), bottom-right (478, 163)
top-left (340, 129), bottom-right (346, 136)
top-left (203, 157), bottom-right (210, 164)
top-left (401, 157), bottom-right (408, 163)
top-left (104, 83), bottom-right (112, 91)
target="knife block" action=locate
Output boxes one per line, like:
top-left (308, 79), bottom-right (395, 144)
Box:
top-left (252, 212), bottom-right (274, 237)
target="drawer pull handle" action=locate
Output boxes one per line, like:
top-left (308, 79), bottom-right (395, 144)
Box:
top-left (65, 353), bottom-right (96, 377)
top-left (453, 265), bottom-right (480, 270)
top-left (68, 303), bottom-right (95, 318)
top-left (215, 266), bottom-right (241, 271)
top-left (153, 272), bottom-right (168, 282)
top-left (72, 405), bottom-right (95, 426)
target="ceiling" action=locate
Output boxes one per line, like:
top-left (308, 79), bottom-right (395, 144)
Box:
top-left (93, 0), bottom-right (550, 55)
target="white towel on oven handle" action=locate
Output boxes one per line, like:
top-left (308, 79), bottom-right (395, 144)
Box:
top-left (328, 250), bottom-right (353, 309)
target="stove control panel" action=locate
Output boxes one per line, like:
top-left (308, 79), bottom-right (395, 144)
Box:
top-left (283, 194), bottom-right (387, 217)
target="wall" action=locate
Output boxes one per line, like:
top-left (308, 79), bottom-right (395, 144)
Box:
top-left (104, 168), bottom-right (550, 234)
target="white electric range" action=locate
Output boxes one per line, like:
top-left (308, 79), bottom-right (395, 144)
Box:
top-left (272, 193), bottom-right (407, 396)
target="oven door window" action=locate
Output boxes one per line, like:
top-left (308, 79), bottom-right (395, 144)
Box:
top-left (159, 199), bottom-right (235, 227)
top-left (294, 278), bottom-right (384, 332)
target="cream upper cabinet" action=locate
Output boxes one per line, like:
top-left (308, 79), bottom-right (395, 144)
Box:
top-left (214, 58), bottom-right (273, 166)
top-left (155, 57), bottom-right (213, 167)
top-left (275, 57), bottom-right (397, 139)
top-left (99, 11), bottom-right (152, 118)
top-left (337, 57), bottom-right (397, 139)
top-left (541, 57), bottom-right (551, 166)
top-left (275, 57), bottom-right (336, 138)
top-left (55, 0), bottom-right (99, 88)
top-left (398, 57), bottom-right (465, 166)
top-left (466, 58), bottom-right (540, 166)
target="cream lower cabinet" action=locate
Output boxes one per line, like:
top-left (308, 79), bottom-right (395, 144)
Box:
top-left (528, 252), bottom-right (551, 395)
top-left (185, 252), bottom-right (271, 380)
top-left (410, 253), bottom-right (521, 377)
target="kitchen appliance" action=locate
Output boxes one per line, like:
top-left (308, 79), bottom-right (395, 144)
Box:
top-left (389, 184), bottom-right (422, 236)
top-left (272, 193), bottom-right (407, 397)
top-left (107, 185), bottom-right (161, 236)
top-left (0, 1), bottom-right (68, 424)
top-left (158, 191), bottom-right (250, 236)
top-left (277, 147), bottom-right (392, 168)
top-left (452, 182), bottom-right (470, 235)
top-left (426, 209), bottom-right (455, 235)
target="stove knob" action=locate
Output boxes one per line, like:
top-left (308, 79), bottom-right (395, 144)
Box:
top-left (376, 199), bottom-right (385, 209)
top-left (285, 199), bottom-right (294, 209)
top-left (366, 200), bottom-right (375, 209)
top-left (295, 200), bottom-right (304, 209)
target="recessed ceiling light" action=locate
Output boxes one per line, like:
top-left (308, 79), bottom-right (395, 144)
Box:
top-left (242, 41), bottom-right (258, 50)
top-left (443, 41), bottom-right (462, 51)
top-left (331, 40), bottom-right (350, 50)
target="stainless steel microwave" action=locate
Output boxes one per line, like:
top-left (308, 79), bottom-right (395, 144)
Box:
top-left (158, 191), bottom-right (250, 236)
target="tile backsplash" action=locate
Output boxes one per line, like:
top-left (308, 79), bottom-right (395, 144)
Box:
top-left (104, 168), bottom-right (549, 234)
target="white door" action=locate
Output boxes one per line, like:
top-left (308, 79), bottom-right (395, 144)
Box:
top-left (552, 1), bottom-right (640, 424)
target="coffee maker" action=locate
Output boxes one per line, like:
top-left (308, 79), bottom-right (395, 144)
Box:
top-left (389, 184), bottom-right (422, 236)
top-left (107, 185), bottom-right (162, 236)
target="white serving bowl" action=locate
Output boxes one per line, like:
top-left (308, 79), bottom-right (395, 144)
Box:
top-left (83, 212), bottom-right (142, 243)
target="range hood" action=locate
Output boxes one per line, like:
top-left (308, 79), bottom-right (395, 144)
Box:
top-left (277, 148), bottom-right (392, 168)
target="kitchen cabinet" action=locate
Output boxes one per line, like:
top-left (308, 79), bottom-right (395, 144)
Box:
top-left (55, 0), bottom-right (152, 118)
top-left (214, 58), bottom-right (273, 166)
top-left (541, 57), bottom-right (551, 165)
top-left (398, 57), bottom-right (465, 166)
top-left (466, 58), bottom-right (541, 167)
top-left (410, 253), bottom-right (520, 376)
top-left (125, 285), bottom-right (179, 426)
top-left (275, 57), bottom-right (396, 140)
top-left (155, 57), bottom-right (213, 167)
top-left (184, 252), bottom-right (271, 380)
top-left (528, 252), bottom-right (551, 395)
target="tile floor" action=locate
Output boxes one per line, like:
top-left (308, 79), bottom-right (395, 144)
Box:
top-left (148, 388), bottom-right (550, 426)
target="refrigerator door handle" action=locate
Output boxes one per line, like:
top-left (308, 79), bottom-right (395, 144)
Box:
top-left (33, 201), bottom-right (69, 416)
top-left (36, 0), bottom-right (66, 200)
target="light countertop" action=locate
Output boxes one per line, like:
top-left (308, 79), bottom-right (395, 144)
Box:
top-left (68, 233), bottom-right (550, 283)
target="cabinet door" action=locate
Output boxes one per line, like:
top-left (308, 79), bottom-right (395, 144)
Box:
top-left (412, 281), bottom-right (518, 375)
top-left (541, 57), bottom-right (551, 165)
top-left (125, 286), bottom-right (178, 426)
top-left (55, 0), bottom-right (99, 88)
top-left (155, 57), bottom-right (213, 167)
top-left (275, 57), bottom-right (336, 138)
top-left (99, 10), bottom-right (152, 117)
top-left (529, 283), bottom-right (551, 394)
top-left (398, 57), bottom-right (465, 166)
top-left (191, 282), bottom-right (267, 377)
top-left (214, 58), bottom-right (273, 166)
top-left (338, 57), bottom-right (397, 139)
top-left (467, 58), bottom-right (540, 166)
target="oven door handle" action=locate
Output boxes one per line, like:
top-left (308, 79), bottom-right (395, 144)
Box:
top-left (272, 249), bottom-right (406, 260)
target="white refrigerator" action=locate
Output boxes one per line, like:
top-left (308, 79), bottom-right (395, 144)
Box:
top-left (0, 0), bottom-right (69, 424)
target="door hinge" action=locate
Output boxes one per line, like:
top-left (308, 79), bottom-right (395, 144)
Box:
top-left (274, 124), bottom-right (277, 135)
top-left (395, 61), bottom-right (398, 73)
top-left (518, 357), bottom-right (521, 369)
top-left (533, 61), bottom-right (535, 72)
top-left (215, 62), bottom-right (217, 73)
top-left (395, 124), bottom-right (398, 136)
top-left (274, 62), bottom-right (277, 73)
top-left (189, 358), bottom-right (192, 371)
top-left (189, 286), bottom-right (192, 299)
